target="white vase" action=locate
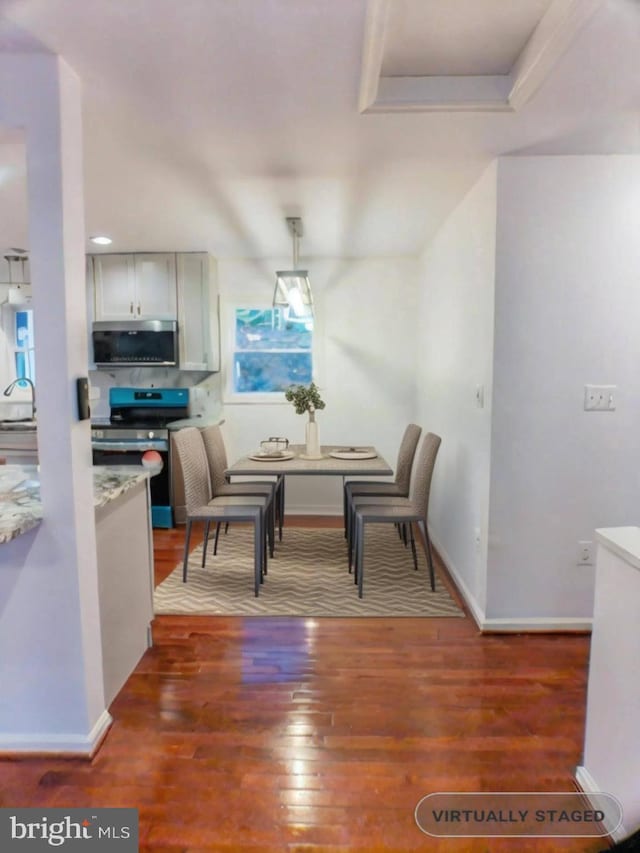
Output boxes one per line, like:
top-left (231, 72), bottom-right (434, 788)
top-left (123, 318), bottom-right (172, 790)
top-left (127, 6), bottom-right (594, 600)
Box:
top-left (305, 412), bottom-right (320, 457)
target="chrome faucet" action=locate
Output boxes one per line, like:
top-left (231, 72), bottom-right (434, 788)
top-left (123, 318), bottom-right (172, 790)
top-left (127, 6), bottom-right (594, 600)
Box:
top-left (3, 377), bottom-right (36, 421)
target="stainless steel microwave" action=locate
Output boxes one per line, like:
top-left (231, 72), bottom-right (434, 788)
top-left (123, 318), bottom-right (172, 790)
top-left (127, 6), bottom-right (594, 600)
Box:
top-left (92, 320), bottom-right (179, 367)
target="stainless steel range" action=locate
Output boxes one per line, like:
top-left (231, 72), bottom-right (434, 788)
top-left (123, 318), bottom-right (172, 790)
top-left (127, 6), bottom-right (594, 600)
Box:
top-left (91, 387), bottom-right (189, 528)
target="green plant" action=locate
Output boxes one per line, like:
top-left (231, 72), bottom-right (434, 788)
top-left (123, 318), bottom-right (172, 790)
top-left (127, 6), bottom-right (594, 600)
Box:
top-left (284, 382), bottom-right (326, 415)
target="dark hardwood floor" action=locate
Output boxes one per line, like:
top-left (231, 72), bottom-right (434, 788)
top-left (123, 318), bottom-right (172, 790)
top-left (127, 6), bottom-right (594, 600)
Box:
top-left (0, 518), bottom-right (607, 852)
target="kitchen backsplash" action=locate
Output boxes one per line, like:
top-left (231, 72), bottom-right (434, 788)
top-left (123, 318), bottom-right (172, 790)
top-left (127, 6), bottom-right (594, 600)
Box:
top-left (88, 368), bottom-right (222, 421)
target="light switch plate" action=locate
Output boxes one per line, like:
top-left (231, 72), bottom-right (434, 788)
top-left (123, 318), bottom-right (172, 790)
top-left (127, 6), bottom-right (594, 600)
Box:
top-left (76, 377), bottom-right (90, 421)
top-left (584, 385), bottom-right (616, 411)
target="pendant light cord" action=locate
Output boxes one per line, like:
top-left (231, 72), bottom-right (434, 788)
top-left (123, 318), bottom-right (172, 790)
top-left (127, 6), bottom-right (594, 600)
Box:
top-left (292, 223), bottom-right (300, 268)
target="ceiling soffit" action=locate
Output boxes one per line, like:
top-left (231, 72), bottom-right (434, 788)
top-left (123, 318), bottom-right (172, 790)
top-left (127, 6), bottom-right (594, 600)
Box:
top-left (359, 0), bottom-right (606, 113)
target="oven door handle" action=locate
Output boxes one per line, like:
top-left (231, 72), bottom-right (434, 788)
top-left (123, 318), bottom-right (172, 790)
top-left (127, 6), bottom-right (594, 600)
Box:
top-left (91, 439), bottom-right (168, 452)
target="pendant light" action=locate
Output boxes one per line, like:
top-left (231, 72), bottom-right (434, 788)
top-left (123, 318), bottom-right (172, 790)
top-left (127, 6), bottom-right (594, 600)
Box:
top-left (273, 217), bottom-right (314, 318)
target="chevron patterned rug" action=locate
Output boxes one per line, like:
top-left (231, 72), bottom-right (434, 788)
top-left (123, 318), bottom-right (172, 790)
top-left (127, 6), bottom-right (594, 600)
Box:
top-left (154, 525), bottom-right (464, 617)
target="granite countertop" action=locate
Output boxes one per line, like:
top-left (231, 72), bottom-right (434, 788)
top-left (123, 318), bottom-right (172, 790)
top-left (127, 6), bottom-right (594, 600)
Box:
top-left (0, 464), bottom-right (150, 545)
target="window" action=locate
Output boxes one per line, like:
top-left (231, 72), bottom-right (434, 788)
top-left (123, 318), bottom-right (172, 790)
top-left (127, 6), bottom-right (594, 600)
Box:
top-left (232, 307), bottom-right (313, 394)
top-left (14, 308), bottom-right (36, 386)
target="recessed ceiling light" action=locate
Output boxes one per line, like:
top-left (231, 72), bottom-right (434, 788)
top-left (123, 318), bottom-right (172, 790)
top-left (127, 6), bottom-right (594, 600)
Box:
top-left (90, 235), bottom-right (112, 245)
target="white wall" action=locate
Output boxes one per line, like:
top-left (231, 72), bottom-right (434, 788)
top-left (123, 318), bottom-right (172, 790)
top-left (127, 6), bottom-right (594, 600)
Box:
top-left (487, 156), bottom-right (640, 621)
top-left (415, 163), bottom-right (497, 617)
top-left (218, 256), bottom-right (419, 513)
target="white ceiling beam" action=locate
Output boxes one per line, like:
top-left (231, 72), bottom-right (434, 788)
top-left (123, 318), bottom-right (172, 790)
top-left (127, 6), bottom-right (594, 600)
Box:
top-left (372, 75), bottom-right (513, 113)
top-left (359, 0), bottom-right (607, 114)
top-left (358, 0), bottom-right (391, 113)
top-left (508, 0), bottom-right (607, 110)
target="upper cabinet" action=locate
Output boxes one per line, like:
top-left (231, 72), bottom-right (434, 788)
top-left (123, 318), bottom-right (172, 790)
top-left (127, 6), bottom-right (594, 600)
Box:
top-left (88, 251), bottom-right (219, 372)
top-left (177, 253), bottom-right (219, 372)
top-left (92, 253), bottom-right (177, 321)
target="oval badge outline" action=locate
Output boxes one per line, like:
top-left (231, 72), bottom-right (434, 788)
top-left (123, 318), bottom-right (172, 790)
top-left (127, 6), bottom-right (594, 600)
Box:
top-left (414, 791), bottom-right (624, 838)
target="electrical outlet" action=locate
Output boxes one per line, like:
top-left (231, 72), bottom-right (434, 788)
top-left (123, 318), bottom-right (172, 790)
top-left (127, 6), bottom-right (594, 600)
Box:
top-left (577, 540), bottom-right (594, 565)
top-left (584, 385), bottom-right (616, 411)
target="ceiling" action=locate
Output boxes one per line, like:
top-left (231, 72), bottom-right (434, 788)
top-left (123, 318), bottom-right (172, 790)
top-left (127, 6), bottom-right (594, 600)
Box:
top-left (0, 0), bottom-right (639, 261)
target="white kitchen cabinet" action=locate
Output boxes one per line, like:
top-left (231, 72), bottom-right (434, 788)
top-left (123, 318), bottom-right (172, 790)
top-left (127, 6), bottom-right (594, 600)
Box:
top-left (176, 252), bottom-right (219, 371)
top-left (95, 477), bottom-right (154, 706)
top-left (92, 253), bottom-right (177, 321)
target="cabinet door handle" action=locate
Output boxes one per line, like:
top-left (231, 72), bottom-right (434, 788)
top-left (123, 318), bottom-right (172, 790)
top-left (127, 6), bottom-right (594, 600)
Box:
top-left (130, 301), bottom-right (134, 315)
top-left (137, 303), bottom-right (141, 315)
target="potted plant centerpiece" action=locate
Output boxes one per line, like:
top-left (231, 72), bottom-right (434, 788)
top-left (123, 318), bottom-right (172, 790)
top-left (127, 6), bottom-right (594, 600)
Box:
top-left (285, 381), bottom-right (325, 459)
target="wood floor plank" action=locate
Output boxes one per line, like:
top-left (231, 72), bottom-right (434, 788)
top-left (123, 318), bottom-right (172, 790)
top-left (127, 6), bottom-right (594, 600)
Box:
top-left (0, 519), bottom-right (609, 852)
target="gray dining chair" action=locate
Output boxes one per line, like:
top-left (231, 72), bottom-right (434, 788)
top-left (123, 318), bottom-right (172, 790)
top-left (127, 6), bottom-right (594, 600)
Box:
top-left (200, 424), bottom-right (278, 559)
top-left (343, 423), bottom-right (422, 552)
top-left (173, 427), bottom-right (271, 596)
top-left (350, 432), bottom-right (441, 598)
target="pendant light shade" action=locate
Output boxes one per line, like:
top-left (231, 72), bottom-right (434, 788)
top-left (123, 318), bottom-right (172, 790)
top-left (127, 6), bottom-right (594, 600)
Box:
top-left (273, 218), bottom-right (314, 318)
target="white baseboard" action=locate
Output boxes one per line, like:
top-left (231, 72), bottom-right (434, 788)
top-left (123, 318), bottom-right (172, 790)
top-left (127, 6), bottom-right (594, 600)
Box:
top-left (430, 532), bottom-right (486, 628)
top-left (430, 533), bottom-right (593, 633)
top-left (0, 709), bottom-right (113, 756)
top-left (575, 765), bottom-right (627, 842)
top-left (286, 505), bottom-right (341, 516)
top-left (482, 616), bottom-right (592, 632)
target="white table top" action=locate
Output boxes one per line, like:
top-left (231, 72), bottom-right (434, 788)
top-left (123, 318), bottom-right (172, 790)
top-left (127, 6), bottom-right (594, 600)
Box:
top-left (227, 444), bottom-right (393, 477)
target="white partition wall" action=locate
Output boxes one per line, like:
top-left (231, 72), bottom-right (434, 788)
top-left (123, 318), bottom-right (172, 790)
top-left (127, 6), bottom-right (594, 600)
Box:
top-left (415, 163), bottom-right (497, 621)
top-left (0, 55), bottom-right (108, 752)
top-left (416, 155), bottom-right (640, 629)
top-left (487, 156), bottom-right (640, 625)
top-left (577, 529), bottom-right (640, 842)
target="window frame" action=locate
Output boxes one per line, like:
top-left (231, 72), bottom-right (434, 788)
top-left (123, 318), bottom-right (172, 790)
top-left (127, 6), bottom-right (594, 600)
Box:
top-left (13, 307), bottom-right (36, 386)
top-left (222, 302), bottom-right (317, 405)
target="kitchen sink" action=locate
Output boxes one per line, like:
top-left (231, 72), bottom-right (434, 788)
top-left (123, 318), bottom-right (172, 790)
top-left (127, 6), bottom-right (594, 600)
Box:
top-left (0, 420), bottom-right (37, 431)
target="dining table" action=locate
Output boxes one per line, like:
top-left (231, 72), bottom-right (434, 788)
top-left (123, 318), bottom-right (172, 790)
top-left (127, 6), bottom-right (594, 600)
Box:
top-left (225, 444), bottom-right (393, 538)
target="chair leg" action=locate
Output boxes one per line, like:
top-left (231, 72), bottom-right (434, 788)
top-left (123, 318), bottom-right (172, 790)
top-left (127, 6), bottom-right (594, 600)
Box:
top-left (348, 495), bottom-right (361, 572)
top-left (277, 475), bottom-right (285, 540)
top-left (409, 523), bottom-right (418, 570)
top-left (201, 521), bottom-right (211, 568)
top-left (417, 519), bottom-right (435, 591)
top-left (351, 506), bottom-right (360, 582)
top-left (352, 524), bottom-right (358, 582)
top-left (343, 478), bottom-right (348, 539)
top-left (268, 499), bottom-right (275, 559)
top-left (262, 508), bottom-right (269, 577)
top-left (355, 514), bottom-right (366, 598)
top-left (347, 496), bottom-right (354, 571)
top-left (254, 514), bottom-right (264, 596)
top-left (182, 519), bottom-right (193, 582)
top-left (213, 522), bottom-right (221, 555)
